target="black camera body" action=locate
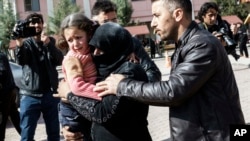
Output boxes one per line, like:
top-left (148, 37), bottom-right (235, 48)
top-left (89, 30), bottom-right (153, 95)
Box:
top-left (11, 20), bottom-right (38, 40)
top-left (218, 28), bottom-right (237, 54)
top-left (218, 28), bottom-right (237, 47)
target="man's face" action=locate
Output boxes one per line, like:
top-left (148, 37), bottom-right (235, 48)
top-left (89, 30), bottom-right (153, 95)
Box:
top-left (151, 1), bottom-right (178, 41)
top-left (28, 17), bottom-right (43, 33)
top-left (93, 11), bottom-right (117, 25)
top-left (202, 8), bottom-right (218, 26)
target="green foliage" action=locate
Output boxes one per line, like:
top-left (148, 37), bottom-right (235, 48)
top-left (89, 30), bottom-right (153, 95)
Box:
top-left (213, 0), bottom-right (249, 21)
top-left (0, 0), bottom-right (16, 56)
top-left (47, 0), bottom-right (80, 35)
top-left (111, 0), bottom-right (133, 26)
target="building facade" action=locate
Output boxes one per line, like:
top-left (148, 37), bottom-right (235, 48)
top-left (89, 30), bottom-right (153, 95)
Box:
top-left (7, 0), bottom-right (210, 24)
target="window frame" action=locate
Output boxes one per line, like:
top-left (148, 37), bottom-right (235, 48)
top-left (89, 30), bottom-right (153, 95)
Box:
top-left (24, 0), bottom-right (40, 12)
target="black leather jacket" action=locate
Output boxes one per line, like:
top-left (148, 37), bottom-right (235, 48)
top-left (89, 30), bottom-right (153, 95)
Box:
top-left (116, 22), bottom-right (245, 141)
top-left (16, 37), bottom-right (63, 96)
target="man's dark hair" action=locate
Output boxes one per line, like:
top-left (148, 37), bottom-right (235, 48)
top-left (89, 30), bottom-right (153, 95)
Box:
top-left (197, 2), bottom-right (219, 22)
top-left (25, 12), bottom-right (44, 24)
top-left (151, 0), bottom-right (192, 20)
top-left (92, 0), bottom-right (117, 16)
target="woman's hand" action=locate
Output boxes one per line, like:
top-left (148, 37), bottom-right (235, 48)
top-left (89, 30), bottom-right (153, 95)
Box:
top-left (61, 126), bottom-right (84, 141)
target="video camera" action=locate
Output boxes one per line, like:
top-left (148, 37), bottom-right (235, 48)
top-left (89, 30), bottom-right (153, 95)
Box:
top-left (217, 28), bottom-right (237, 53)
top-left (11, 18), bottom-right (40, 40)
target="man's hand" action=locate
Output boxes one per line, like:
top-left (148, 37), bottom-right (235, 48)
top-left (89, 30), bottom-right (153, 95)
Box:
top-left (41, 31), bottom-right (50, 45)
top-left (94, 74), bottom-right (126, 97)
top-left (53, 79), bottom-right (71, 102)
top-left (61, 126), bottom-right (84, 141)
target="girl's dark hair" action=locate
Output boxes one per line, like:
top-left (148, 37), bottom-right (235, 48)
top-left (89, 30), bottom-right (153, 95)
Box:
top-left (57, 12), bottom-right (99, 50)
top-left (197, 2), bottom-right (219, 22)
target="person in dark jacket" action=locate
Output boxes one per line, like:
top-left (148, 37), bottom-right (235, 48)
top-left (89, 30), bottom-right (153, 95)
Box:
top-left (0, 53), bottom-right (21, 140)
top-left (55, 22), bottom-right (152, 141)
top-left (14, 13), bottom-right (64, 141)
top-left (94, 0), bottom-right (245, 141)
top-left (197, 2), bottom-right (240, 61)
top-left (232, 23), bottom-right (249, 58)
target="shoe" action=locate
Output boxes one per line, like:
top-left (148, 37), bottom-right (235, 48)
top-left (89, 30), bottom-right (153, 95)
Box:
top-left (235, 55), bottom-right (240, 61)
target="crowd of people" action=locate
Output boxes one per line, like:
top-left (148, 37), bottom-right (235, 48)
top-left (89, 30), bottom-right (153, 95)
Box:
top-left (1, 0), bottom-right (249, 141)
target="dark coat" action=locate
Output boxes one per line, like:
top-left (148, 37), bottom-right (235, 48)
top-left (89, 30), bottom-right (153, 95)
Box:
top-left (16, 37), bottom-right (63, 96)
top-left (68, 62), bottom-right (151, 141)
top-left (116, 21), bottom-right (245, 141)
top-left (0, 53), bottom-right (16, 98)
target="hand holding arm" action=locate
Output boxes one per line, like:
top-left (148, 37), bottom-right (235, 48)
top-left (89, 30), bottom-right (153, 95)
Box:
top-left (94, 74), bottom-right (126, 97)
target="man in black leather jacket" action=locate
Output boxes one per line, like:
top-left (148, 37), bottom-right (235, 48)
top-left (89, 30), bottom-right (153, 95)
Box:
top-left (94, 0), bottom-right (245, 141)
top-left (14, 13), bottom-right (63, 141)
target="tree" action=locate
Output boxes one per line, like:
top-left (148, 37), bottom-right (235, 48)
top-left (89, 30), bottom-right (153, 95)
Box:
top-left (47, 0), bottom-right (80, 35)
top-left (111, 0), bottom-right (133, 26)
top-left (213, 0), bottom-right (248, 20)
top-left (0, 0), bottom-right (16, 59)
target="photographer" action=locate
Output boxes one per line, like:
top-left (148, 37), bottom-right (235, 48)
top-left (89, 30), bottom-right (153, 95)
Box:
top-left (12, 13), bottom-right (63, 141)
top-left (198, 2), bottom-right (240, 61)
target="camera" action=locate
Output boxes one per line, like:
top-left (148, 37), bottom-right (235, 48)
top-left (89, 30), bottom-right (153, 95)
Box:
top-left (217, 28), bottom-right (237, 54)
top-left (218, 28), bottom-right (237, 47)
top-left (11, 19), bottom-right (38, 40)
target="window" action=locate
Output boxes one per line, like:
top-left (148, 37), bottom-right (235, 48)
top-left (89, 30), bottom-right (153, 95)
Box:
top-left (24, 0), bottom-right (40, 11)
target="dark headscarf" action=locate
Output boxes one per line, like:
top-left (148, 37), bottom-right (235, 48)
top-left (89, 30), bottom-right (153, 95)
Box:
top-left (89, 22), bottom-right (134, 78)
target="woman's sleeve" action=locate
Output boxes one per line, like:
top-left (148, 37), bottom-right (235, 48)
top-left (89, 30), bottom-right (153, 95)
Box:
top-left (67, 62), bottom-right (147, 123)
top-left (67, 92), bottom-right (119, 123)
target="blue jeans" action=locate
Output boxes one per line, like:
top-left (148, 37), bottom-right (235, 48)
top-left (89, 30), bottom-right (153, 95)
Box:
top-left (59, 102), bottom-right (92, 141)
top-left (19, 92), bottom-right (60, 141)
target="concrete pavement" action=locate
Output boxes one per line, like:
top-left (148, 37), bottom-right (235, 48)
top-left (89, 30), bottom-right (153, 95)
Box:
top-left (5, 48), bottom-right (250, 141)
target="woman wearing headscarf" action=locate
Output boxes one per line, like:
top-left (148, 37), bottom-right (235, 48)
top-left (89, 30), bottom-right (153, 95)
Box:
top-left (55, 22), bottom-right (152, 141)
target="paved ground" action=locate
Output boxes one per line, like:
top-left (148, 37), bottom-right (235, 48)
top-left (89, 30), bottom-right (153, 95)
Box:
top-left (5, 48), bottom-right (250, 141)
